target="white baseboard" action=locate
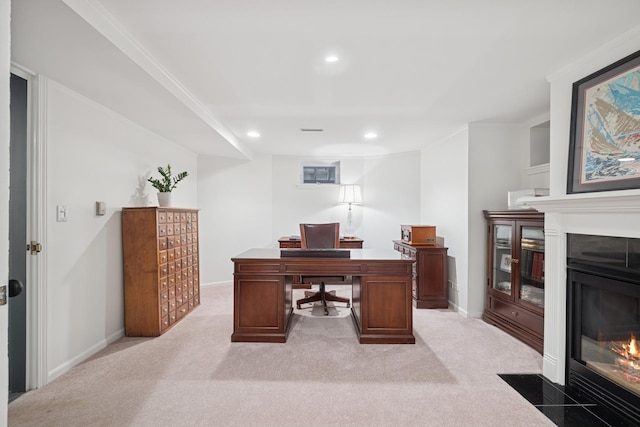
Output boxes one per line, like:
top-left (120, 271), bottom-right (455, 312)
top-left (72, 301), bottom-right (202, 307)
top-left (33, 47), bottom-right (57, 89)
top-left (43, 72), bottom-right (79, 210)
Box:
top-left (47, 328), bottom-right (124, 383)
top-left (201, 280), bottom-right (232, 287)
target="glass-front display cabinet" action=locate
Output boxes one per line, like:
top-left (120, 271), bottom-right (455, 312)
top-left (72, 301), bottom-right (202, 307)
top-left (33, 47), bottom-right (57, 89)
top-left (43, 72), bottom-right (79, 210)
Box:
top-left (483, 209), bottom-right (545, 353)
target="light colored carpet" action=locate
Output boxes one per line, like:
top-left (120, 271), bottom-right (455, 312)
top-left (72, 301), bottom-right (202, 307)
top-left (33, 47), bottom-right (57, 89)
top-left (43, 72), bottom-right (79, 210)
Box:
top-left (8, 284), bottom-right (553, 426)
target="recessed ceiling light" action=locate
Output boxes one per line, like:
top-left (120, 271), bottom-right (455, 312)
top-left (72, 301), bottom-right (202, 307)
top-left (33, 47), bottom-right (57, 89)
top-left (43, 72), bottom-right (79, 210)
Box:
top-left (325, 55), bottom-right (339, 63)
top-left (364, 132), bottom-right (378, 139)
top-left (247, 131), bottom-right (260, 138)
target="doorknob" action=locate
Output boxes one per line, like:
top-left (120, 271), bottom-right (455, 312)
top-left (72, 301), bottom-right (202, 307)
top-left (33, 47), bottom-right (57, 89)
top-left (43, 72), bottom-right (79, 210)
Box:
top-left (8, 279), bottom-right (24, 298)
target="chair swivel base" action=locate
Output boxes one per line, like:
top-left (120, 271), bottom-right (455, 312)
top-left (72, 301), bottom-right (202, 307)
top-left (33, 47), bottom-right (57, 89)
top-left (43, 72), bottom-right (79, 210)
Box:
top-left (296, 283), bottom-right (350, 315)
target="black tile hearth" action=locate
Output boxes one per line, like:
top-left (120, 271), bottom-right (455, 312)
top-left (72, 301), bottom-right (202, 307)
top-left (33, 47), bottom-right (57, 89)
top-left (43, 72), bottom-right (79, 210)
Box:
top-left (499, 374), bottom-right (630, 427)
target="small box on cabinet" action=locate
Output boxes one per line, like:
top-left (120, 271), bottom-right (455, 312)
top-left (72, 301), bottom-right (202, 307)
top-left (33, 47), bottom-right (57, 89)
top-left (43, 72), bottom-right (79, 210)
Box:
top-left (507, 188), bottom-right (549, 209)
top-left (401, 225), bottom-right (436, 246)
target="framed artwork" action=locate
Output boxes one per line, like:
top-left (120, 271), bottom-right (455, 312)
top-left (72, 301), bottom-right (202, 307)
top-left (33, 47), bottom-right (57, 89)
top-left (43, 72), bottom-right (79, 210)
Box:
top-left (500, 254), bottom-right (512, 273)
top-left (567, 49), bottom-right (640, 194)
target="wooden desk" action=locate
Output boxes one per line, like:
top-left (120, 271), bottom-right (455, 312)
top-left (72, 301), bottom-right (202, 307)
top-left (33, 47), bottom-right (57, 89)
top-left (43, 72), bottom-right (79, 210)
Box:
top-left (278, 236), bottom-right (363, 249)
top-left (231, 248), bottom-right (415, 344)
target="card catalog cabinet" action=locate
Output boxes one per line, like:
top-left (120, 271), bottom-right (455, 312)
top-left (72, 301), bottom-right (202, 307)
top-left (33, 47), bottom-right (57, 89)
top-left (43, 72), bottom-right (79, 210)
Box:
top-left (122, 207), bottom-right (200, 336)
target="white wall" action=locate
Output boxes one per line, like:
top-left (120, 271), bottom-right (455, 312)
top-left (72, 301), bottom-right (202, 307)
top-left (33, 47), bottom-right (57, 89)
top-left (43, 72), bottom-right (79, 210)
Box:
top-left (468, 123), bottom-right (525, 317)
top-left (45, 80), bottom-right (198, 380)
top-left (197, 153), bottom-right (421, 284)
top-left (421, 123), bottom-right (528, 318)
top-left (197, 155), bottom-right (273, 284)
top-left (1, 0), bottom-right (11, 422)
top-left (421, 128), bottom-right (469, 313)
top-left (271, 157), bottom-right (362, 241)
top-left (362, 152), bottom-right (421, 249)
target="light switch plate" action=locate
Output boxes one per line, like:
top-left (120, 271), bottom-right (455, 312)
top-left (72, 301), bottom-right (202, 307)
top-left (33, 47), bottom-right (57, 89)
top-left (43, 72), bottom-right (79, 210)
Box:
top-left (56, 205), bottom-right (67, 222)
top-left (96, 201), bottom-right (106, 216)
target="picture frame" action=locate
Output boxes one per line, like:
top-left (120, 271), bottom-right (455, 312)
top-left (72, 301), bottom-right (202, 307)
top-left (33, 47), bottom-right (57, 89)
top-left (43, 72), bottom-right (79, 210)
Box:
top-left (567, 49), bottom-right (640, 194)
top-left (500, 254), bottom-right (512, 273)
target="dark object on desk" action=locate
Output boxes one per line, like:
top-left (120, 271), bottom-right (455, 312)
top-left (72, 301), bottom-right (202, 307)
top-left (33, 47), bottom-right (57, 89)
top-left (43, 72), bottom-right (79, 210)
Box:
top-left (295, 223), bottom-right (351, 315)
top-left (280, 249), bottom-right (351, 258)
top-left (278, 236), bottom-right (363, 249)
top-left (278, 235), bottom-right (362, 289)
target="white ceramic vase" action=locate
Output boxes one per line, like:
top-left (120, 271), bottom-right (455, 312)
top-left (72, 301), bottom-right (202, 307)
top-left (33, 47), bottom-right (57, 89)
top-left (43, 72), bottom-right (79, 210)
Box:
top-left (157, 192), bottom-right (172, 207)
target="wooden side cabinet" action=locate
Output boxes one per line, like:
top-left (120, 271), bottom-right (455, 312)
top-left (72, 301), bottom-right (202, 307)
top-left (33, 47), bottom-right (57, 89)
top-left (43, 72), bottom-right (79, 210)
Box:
top-left (122, 207), bottom-right (200, 336)
top-left (483, 209), bottom-right (544, 353)
top-left (393, 241), bottom-right (448, 308)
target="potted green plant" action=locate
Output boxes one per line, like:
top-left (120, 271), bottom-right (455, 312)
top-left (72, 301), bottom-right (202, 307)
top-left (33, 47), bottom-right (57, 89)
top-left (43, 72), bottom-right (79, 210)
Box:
top-left (147, 164), bottom-right (189, 207)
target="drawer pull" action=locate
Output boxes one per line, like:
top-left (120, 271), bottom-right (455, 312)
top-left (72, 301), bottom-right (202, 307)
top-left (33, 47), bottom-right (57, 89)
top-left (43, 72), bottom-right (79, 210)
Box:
top-left (180, 308), bottom-right (187, 313)
top-left (512, 311), bottom-right (518, 316)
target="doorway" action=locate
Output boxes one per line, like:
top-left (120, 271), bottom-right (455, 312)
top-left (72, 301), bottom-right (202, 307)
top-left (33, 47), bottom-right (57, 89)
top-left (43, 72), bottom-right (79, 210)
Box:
top-left (9, 73), bottom-right (28, 401)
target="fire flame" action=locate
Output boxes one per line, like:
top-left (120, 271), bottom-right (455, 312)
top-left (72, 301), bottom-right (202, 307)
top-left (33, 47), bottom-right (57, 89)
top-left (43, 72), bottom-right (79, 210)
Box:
top-left (623, 334), bottom-right (638, 358)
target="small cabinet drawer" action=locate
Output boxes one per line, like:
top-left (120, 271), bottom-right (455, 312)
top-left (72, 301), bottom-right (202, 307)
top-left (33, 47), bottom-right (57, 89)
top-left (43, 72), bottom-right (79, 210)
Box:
top-left (492, 299), bottom-right (543, 336)
top-left (176, 303), bottom-right (189, 319)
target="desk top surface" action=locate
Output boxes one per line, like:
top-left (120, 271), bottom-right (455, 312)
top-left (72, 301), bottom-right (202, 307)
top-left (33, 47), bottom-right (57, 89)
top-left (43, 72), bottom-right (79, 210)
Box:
top-left (278, 236), bottom-right (363, 242)
top-left (232, 248), bottom-right (405, 262)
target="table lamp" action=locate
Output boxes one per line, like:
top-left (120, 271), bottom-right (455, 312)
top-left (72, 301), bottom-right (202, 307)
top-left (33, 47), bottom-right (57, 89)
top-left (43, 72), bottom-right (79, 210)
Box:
top-left (337, 184), bottom-right (362, 238)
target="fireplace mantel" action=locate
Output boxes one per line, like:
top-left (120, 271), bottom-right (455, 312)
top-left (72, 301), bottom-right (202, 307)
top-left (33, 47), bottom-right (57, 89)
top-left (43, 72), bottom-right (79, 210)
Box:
top-left (520, 191), bottom-right (640, 214)
top-left (509, 190), bottom-right (640, 386)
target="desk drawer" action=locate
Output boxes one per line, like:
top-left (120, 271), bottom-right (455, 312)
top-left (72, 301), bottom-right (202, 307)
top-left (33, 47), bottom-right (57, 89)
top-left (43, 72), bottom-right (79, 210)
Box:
top-left (340, 241), bottom-right (362, 249)
top-left (279, 242), bottom-right (299, 248)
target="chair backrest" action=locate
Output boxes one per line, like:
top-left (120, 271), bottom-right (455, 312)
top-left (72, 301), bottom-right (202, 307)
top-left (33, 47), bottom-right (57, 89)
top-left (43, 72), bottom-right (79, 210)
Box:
top-left (299, 223), bottom-right (340, 249)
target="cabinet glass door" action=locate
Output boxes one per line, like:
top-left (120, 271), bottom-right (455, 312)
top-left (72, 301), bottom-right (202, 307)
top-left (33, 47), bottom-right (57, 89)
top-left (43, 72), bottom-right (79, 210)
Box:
top-left (519, 226), bottom-right (544, 308)
top-left (492, 224), bottom-right (512, 295)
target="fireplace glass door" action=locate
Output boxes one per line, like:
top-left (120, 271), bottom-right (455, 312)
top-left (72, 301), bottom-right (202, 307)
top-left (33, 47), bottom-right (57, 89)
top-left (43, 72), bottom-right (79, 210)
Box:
top-left (572, 271), bottom-right (640, 398)
top-left (567, 233), bottom-right (640, 423)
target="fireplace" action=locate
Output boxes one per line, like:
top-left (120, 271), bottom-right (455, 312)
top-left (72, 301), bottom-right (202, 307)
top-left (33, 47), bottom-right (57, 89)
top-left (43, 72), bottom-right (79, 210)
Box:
top-left (567, 233), bottom-right (640, 424)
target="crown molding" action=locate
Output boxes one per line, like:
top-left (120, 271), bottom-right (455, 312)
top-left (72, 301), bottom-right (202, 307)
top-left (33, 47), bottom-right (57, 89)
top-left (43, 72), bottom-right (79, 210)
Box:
top-left (61, 0), bottom-right (252, 160)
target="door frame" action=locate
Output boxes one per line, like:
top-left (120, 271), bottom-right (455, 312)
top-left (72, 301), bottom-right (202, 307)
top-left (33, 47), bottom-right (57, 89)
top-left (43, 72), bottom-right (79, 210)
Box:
top-left (10, 64), bottom-right (47, 390)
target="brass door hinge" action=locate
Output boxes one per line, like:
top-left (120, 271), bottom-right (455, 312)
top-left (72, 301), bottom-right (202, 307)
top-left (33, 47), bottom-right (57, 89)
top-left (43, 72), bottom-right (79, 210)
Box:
top-left (27, 241), bottom-right (42, 255)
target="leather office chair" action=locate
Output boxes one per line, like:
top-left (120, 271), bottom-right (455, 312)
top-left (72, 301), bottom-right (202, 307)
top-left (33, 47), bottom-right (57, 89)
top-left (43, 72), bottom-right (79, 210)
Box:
top-left (295, 223), bottom-right (351, 315)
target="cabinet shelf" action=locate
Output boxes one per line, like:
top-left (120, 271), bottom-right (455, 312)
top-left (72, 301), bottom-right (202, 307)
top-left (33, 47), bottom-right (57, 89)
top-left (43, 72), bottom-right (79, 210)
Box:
top-left (521, 276), bottom-right (544, 287)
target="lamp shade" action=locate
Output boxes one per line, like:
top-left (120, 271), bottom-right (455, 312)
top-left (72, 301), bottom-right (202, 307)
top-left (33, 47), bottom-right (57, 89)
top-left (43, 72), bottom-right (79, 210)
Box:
top-left (338, 184), bottom-right (362, 204)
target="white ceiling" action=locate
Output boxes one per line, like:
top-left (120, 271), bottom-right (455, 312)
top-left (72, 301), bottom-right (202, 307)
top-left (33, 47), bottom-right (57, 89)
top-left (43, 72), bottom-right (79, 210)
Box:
top-left (10, 0), bottom-right (640, 160)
